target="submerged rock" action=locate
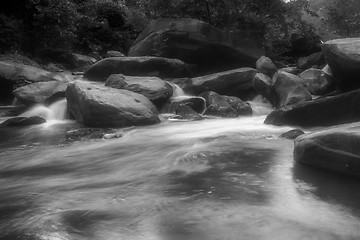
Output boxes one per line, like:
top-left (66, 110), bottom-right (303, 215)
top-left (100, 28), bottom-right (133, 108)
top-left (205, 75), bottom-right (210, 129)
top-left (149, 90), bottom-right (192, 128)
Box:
top-left (294, 123), bottom-right (360, 177)
top-left (66, 128), bottom-right (122, 140)
top-left (65, 82), bottom-right (160, 127)
top-left (0, 116), bottom-right (46, 127)
top-left (105, 74), bottom-right (173, 108)
top-left (265, 89), bottom-right (360, 127)
top-left (128, 18), bottom-right (264, 72)
top-left (84, 56), bottom-right (190, 82)
top-left (175, 105), bottom-right (203, 121)
top-left (13, 81), bottom-right (67, 106)
top-left (322, 38), bottom-right (360, 91)
top-left (163, 96), bottom-right (206, 114)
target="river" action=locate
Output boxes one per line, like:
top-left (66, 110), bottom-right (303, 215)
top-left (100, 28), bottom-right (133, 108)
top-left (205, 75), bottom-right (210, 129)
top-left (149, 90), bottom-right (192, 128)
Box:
top-left (0, 104), bottom-right (360, 239)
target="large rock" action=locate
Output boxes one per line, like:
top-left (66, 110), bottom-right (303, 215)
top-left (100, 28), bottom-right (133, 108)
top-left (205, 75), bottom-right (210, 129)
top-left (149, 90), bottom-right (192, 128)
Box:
top-left (65, 82), bottom-right (160, 127)
top-left (299, 68), bottom-right (335, 95)
top-left (175, 105), bottom-right (203, 121)
top-left (12, 81), bottom-right (67, 106)
top-left (0, 61), bottom-right (73, 103)
top-left (200, 91), bottom-right (238, 118)
top-left (84, 56), bottom-right (190, 81)
top-left (252, 73), bottom-right (276, 106)
top-left (322, 38), bottom-right (360, 91)
top-left (128, 18), bottom-right (264, 72)
top-left (183, 68), bottom-right (258, 99)
top-left (294, 123), bottom-right (360, 177)
top-left (272, 71), bottom-right (312, 108)
top-left (105, 74), bottom-right (173, 107)
top-left (256, 56), bottom-right (277, 77)
top-left (265, 89), bottom-right (360, 127)
top-left (66, 53), bottom-right (97, 69)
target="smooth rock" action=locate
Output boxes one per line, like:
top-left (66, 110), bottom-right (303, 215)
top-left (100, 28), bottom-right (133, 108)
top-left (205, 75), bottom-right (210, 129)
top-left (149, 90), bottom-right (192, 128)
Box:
top-left (175, 105), bottom-right (203, 121)
top-left (280, 129), bottom-right (305, 139)
top-left (13, 81), bottom-right (67, 106)
top-left (84, 56), bottom-right (190, 82)
top-left (272, 71), bottom-right (312, 108)
top-left (297, 52), bottom-right (325, 70)
top-left (265, 89), bottom-right (360, 127)
top-left (128, 18), bottom-right (264, 72)
top-left (294, 123), bottom-right (360, 177)
top-left (105, 74), bottom-right (173, 107)
top-left (185, 68), bottom-right (258, 99)
top-left (299, 68), bottom-right (335, 95)
top-left (256, 56), bottom-right (277, 77)
top-left (65, 82), bottom-right (160, 127)
top-left (200, 91), bottom-right (238, 118)
top-left (0, 116), bottom-right (46, 127)
top-left (322, 38), bottom-right (360, 91)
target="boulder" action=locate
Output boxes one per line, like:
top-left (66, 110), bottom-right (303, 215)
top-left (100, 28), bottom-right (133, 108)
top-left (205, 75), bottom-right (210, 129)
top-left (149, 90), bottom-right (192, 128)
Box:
top-left (66, 53), bottom-right (97, 69)
top-left (175, 105), bottom-right (203, 121)
top-left (256, 56), bottom-right (277, 77)
top-left (279, 67), bottom-right (301, 75)
top-left (200, 91), bottom-right (238, 118)
top-left (265, 89), bottom-right (360, 127)
top-left (252, 73), bottom-right (276, 106)
top-left (297, 52), bottom-right (325, 70)
top-left (162, 96), bottom-right (206, 114)
top-left (12, 81), bottom-right (67, 106)
top-left (272, 71), bottom-right (312, 108)
top-left (280, 129), bottom-right (305, 139)
top-left (105, 74), bottom-right (173, 107)
top-left (65, 82), bottom-right (160, 127)
top-left (185, 68), bottom-right (258, 99)
top-left (322, 38), bottom-right (360, 91)
top-left (0, 61), bottom-right (72, 103)
top-left (294, 123), bottom-right (360, 177)
top-left (299, 68), bottom-right (335, 95)
top-left (128, 18), bottom-right (264, 72)
top-left (0, 116), bottom-right (46, 127)
top-left (223, 95), bottom-right (252, 116)
top-left (106, 51), bottom-right (125, 58)
top-left (84, 56), bottom-right (190, 82)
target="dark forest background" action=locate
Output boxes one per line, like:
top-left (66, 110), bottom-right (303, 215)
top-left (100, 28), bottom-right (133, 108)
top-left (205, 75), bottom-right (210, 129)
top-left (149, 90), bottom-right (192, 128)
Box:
top-left (0, 0), bottom-right (359, 57)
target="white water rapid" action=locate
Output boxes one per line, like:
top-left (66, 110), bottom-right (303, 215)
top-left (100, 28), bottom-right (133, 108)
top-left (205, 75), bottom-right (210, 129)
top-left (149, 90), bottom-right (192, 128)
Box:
top-left (20, 98), bottom-right (68, 121)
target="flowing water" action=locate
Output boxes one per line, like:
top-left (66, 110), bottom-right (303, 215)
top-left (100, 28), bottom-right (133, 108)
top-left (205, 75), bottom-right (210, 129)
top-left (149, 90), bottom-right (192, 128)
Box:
top-left (0, 101), bottom-right (360, 240)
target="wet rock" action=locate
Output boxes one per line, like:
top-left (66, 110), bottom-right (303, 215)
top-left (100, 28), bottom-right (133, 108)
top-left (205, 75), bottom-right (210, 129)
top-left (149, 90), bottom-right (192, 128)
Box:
top-left (66, 128), bottom-right (122, 140)
top-left (200, 91), bottom-right (238, 118)
top-left (223, 95), bottom-right (252, 116)
top-left (105, 74), bottom-right (173, 108)
top-left (12, 81), bottom-right (67, 106)
top-left (294, 123), bottom-right (360, 177)
top-left (322, 38), bottom-right (360, 91)
top-left (256, 56), bottom-right (277, 77)
top-left (299, 68), bottom-right (335, 95)
top-left (297, 52), bottom-right (325, 70)
top-left (65, 82), bottom-right (160, 127)
top-left (185, 68), bottom-right (258, 99)
top-left (66, 53), bottom-right (97, 69)
top-left (280, 129), bottom-right (305, 139)
top-left (163, 96), bottom-right (206, 114)
top-left (84, 56), bottom-right (190, 82)
top-left (252, 73), bottom-right (276, 106)
top-left (0, 116), bottom-right (46, 127)
top-left (175, 105), bottom-right (203, 121)
top-left (273, 71), bottom-right (312, 108)
top-left (128, 18), bottom-right (264, 72)
top-left (265, 89), bottom-right (360, 127)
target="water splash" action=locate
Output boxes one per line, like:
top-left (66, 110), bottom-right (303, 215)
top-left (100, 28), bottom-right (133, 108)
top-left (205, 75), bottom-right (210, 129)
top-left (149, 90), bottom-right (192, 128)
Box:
top-left (21, 99), bottom-right (68, 121)
top-left (247, 95), bottom-right (274, 116)
top-left (170, 83), bottom-right (186, 98)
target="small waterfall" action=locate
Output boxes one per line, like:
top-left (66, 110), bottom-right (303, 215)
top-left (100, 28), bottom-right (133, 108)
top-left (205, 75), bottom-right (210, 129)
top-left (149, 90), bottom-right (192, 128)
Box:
top-left (11, 98), bottom-right (18, 106)
top-left (21, 99), bottom-right (68, 121)
top-left (170, 83), bottom-right (186, 98)
top-left (247, 95), bottom-right (274, 116)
